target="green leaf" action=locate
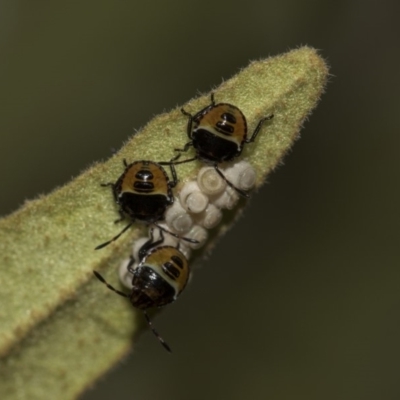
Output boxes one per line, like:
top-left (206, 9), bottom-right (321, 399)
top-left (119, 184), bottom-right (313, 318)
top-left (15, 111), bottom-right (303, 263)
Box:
top-left (0, 46), bottom-right (328, 399)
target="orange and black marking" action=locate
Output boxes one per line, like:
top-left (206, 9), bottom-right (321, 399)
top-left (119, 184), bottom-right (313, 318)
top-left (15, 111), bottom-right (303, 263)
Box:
top-left (118, 161), bottom-right (170, 195)
top-left (95, 158), bottom-right (199, 250)
top-left (145, 246), bottom-right (189, 295)
top-left (93, 229), bottom-right (190, 352)
top-left (113, 160), bottom-right (176, 223)
top-left (172, 93), bottom-right (274, 197)
top-left (131, 246), bottom-right (189, 309)
top-left (192, 102), bottom-right (247, 160)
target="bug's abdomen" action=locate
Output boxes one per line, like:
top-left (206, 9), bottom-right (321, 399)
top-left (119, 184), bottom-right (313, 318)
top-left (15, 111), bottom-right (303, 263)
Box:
top-left (193, 129), bottom-right (240, 162)
top-left (144, 247), bottom-right (189, 297)
top-left (130, 266), bottom-right (176, 309)
top-left (130, 246), bottom-right (189, 309)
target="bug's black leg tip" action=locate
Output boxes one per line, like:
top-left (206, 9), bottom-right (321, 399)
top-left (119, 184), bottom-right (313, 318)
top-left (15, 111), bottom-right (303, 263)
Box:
top-left (94, 242), bottom-right (107, 250)
top-left (93, 270), bottom-right (103, 281)
top-left (210, 92), bottom-right (215, 104)
top-left (181, 107), bottom-right (191, 117)
top-left (100, 182), bottom-right (114, 188)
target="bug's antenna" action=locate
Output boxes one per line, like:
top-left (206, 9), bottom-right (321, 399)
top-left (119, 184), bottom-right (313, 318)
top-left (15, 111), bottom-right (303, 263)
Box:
top-left (93, 271), bottom-right (129, 298)
top-left (95, 223), bottom-right (133, 250)
top-left (93, 273), bottom-right (172, 352)
top-left (143, 310), bottom-right (172, 353)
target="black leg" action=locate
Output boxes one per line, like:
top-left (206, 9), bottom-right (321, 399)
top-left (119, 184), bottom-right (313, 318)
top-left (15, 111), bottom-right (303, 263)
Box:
top-left (127, 255), bottom-right (136, 274)
top-left (100, 182), bottom-right (114, 188)
top-left (181, 108), bottom-right (194, 140)
top-left (246, 114), bottom-right (274, 143)
top-left (138, 228), bottom-right (165, 260)
top-left (168, 161), bottom-right (178, 188)
top-left (153, 223), bottom-right (199, 244)
top-left (158, 142), bottom-right (194, 165)
top-left (214, 165), bottom-right (249, 198)
top-left (95, 222), bottom-right (133, 250)
top-left (169, 155), bottom-right (198, 166)
top-left (210, 92), bottom-right (216, 105)
top-left (159, 152), bottom-right (197, 167)
top-left (170, 142), bottom-right (195, 167)
top-left (173, 141), bottom-right (194, 159)
top-left (113, 209), bottom-right (125, 224)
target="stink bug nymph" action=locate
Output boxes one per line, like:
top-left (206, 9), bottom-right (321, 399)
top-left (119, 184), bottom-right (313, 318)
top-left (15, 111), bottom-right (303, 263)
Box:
top-left (172, 93), bottom-right (273, 197)
top-left (95, 159), bottom-right (197, 250)
top-left (93, 229), bottom-right (190, 352)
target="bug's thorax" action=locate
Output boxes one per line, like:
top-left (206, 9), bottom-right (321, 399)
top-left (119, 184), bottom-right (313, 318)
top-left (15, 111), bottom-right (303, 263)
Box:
top-left (114, 161), bottom-right (173, 223)
top-left (195, 103), bottom-right (247, 143)
top-left (191, 103), bottom-right (247, 162)
top-left (130, 246), bottom-right (190, 309)
top-left (117, 161), bottom-right (170, 196)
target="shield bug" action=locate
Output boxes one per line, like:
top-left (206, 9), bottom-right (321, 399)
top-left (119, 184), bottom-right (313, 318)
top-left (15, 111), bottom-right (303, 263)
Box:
top-left (93, 228), bottom-right (189, 352)
top-left (95, 159), bottom-right (197, 250)
top-left (173, 93), bottom-right (273, 197)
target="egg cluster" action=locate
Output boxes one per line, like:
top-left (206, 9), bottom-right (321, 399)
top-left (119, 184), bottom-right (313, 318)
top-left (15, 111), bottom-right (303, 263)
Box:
top-left (118, 160), bottom-right (257, 288)
top-left (93, 94), bottom-right (273, 351)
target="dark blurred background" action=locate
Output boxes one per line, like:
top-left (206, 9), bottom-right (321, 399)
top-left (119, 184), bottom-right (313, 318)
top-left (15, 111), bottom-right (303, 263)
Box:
top-left (1, 1), bottom-right (399, 399)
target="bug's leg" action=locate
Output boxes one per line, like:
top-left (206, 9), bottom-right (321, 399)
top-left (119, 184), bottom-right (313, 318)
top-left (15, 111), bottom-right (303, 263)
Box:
top-left (169, 154), bottom-right (198, 166)
top-left (137, 228), bottom-right (165, 260)
top-left (101, 159), bottom-right (127, 188)
top-left (172, 141), bottom-right (194, 159)
top-left (180, 107), bottom-right (194, 140)
top-left (93, 271), bottom-right (129, 298)
top-left (100, 182), bottom-right (114, 188)
top-left (159, 149), bottom-right (197, 166)
top-left (153, 223), bottom-right (199, 244)
top-left (113, 209), bottom-right (125, 224)
top-left (95, 223), bottom-right (133, 250)
top-left (126, 255), bottom-right (136, 274)
top-left (210, 92), bottom-right (216, 105)
top-left (246, 114), bottom-right (274, 143)
top-left (167, 161), bottom-right (178, 188)
top-left (214, 165), bottom-right (249, 198)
